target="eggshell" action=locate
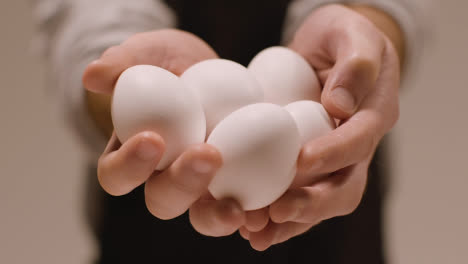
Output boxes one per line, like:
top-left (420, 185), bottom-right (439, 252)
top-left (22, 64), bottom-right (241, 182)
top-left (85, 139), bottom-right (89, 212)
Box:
top-left (111, 65), bottom-right (206, 170)
top-left (180, 59), bottom-right (263, 135)
top-left (284, 100), bottom-right (336, 145)
top-left (248, 46), bottom-right (321, 105)
top-left (284, 101), bottom-right (336, 188)
top-left (207, 103), bottom-right (301, 211)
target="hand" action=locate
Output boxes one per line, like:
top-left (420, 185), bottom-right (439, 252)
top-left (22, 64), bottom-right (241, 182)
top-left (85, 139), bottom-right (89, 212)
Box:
top-left (239, 4), bottom-right (401, 250)
top-left (83, 29), bottom-right (247, 234)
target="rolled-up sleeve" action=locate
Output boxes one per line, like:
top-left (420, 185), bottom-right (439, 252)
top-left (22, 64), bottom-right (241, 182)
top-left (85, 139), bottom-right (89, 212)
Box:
top-left (32, 0), bottom-right (176, 159)
top-left (282, 0), bottom-right (433, 82)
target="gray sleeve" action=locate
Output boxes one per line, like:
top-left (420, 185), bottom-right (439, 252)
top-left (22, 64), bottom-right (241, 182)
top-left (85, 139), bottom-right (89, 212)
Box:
top-left (32, 0), bottom-right (176, 159)
top-left (282, 0), bottom-right (434, 83)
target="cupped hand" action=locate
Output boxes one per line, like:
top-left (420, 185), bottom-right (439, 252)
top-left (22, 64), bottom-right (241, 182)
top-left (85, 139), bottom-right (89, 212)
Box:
top-left (240, 4), bottom-right (401, 250)
top-left (83, 29), bottom-right (247, 236)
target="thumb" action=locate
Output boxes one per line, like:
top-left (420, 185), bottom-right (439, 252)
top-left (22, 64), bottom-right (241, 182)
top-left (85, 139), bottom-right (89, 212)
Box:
top-left (321, 54), bottom-right (381, 119)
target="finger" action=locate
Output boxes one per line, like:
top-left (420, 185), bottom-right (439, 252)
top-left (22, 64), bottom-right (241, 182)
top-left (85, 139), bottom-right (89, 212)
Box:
top-left (249, 221), bottom-right (313, 251)
top-left (239, 226), bottom-right (250, 240)
top-left (144, 144), bottom-right (222, 220)
top-left (83, 30), bottom-right (219, 94)
top-left (244, 208), bottom-right (270, 232)
top-left (97, 132), bottom-right (165, 196)
top-left (82, 45), bottom-right (135, 94)
top-left (270, 161), bottom-right (369, 224)
top-left (297, 106), bottom-right (384, 176)
top-left (298, 42), bottom-right (400, 177)
top-left (320, 29), bottom-right (385, 119)
top-left (189, 197), bottom-right (245, 237)
top-left (289, 5), bottom-right (386, 119)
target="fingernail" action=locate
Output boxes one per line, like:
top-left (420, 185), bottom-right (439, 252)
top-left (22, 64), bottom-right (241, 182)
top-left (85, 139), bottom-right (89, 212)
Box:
top-left (192, 159), bottom-right (215, 174)
top-left (136, 141), bottom-right (160, 161)
top-left (331, 87), bottom-right (356, 114)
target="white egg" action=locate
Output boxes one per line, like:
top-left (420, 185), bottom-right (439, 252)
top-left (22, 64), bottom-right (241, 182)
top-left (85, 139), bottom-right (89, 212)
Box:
top-left (284, 101), bottom-right (336, 146)
top-left (111, 65), bottom-right (206, 170)
top-left (180, 59), bottom-right (263, 135)
top-left (207, 103), bottom-right (301, 211)
top-left (248, 46), bottom-right (321, 105)
top-left (285, 101), bottom-right (336, 188)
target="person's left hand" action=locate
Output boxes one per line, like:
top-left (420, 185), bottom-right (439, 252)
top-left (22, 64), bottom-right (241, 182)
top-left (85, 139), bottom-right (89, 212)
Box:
top-left (237, 4), bottom-right (401, 250)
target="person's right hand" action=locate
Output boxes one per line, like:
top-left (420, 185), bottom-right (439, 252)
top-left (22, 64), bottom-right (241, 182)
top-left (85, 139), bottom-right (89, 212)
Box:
top-left (82, 29), bottom-right (248, 236)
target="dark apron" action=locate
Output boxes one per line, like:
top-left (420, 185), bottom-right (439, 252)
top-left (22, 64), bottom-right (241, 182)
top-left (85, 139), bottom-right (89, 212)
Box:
top-left (89, 1), bottom-right (388, 263)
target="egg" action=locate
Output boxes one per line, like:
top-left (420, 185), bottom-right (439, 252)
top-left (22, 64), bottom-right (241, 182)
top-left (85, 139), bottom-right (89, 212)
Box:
top-left (180, 59), bottom-right (263, 135)
top-left (284, 100), bottom-right (336, 145)
top-left (284, 101), bottom-right (336, 188)
top-left (248, 46), bottom-right (321, 105)
top-left (207, 103), bottom-right (301, 211)
top-left (111, 65), bottom-right (206, 170)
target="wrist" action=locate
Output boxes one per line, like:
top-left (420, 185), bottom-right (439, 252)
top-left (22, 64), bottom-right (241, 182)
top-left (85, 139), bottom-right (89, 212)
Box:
top-left (344, 3), bottom-right (406, 66)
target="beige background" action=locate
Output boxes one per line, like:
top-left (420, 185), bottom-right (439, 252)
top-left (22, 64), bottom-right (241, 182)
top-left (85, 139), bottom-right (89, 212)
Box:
top-left (0, 1), bottom-right (466, 263)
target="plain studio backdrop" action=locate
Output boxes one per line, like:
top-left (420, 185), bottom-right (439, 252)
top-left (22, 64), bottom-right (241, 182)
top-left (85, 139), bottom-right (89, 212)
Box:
top-left (0, 1), bottom-right (466, 263)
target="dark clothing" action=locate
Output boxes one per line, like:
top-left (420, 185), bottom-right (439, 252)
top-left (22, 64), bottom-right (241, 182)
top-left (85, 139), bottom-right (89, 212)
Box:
top-left (87, 1), bottom-right (388, 263)
top-left (166, 0), bottom-right (291, 65)
top-left (90, 149), bottom-right (386, 263)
